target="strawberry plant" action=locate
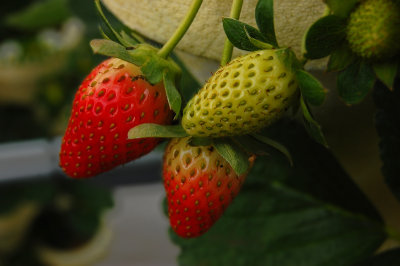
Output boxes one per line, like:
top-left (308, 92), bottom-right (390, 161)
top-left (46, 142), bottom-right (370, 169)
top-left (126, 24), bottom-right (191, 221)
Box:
top-left (55, 0), bottom-right (400, 264)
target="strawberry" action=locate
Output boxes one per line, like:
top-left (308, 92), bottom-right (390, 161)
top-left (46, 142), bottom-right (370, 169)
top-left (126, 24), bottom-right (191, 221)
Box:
top-left (346, 0), bottom-right (400, 59)
top-left (60, 58), bottom-right (173, 178)
top-left (163, 137), bottom-right (253, 238)
top-left (181, 49), bottom-right (299, 137)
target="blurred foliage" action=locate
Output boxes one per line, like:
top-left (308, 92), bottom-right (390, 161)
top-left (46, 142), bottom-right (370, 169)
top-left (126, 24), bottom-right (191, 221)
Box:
top-left (0, 0), bottom-right (104, 143)
top-left (0, 176), bottom-right (113, 265)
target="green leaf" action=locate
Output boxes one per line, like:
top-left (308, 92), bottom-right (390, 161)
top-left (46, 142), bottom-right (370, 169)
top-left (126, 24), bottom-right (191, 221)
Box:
top-left (90, 39), bottom-right (141, 65)
top-left (171, 120), bottom-right (385, 266)
top-left (324, 0), bottom-right (359, 18)
top-left (304, 15), bottom-right (347, 59)
top-left (94, 0), bottom-right (134, 47)
top-left (300, 97), bottom-right (329, 147)
top-left (373, 61), bottom-right (398, 90)
top-left (356, 248), bottom-right (400, 266)
top-left (251, 133), bottom-right (293, 165)
top-left (373, 77), bottom-right (400, 202)
top-left (170, 52), bottom-right (201, 104)
top-left (243, 27), bottom-right (274, 50)
top-left (255, 0), bottom-right (278, 47)
top-left (222, 18), bottom-right (271, 51)
top-left (296, 70), bottom-right (326, 106)
top-left (128, 124), bottom-right (188, 139)
top-left (163, 70), bottom-right (182, 117)
top-left (213, 138), bottom-right (250, 175)
top-left (189, 137), bottom-right (213, 147)
top-left (5, 0), bottom-right (70, 31)
top-left (232, 135), bottom-right (270, 156)
top-left (337, 61), bottom-right (376, 105)
top-left (327, 44), bottom-right (356, 72)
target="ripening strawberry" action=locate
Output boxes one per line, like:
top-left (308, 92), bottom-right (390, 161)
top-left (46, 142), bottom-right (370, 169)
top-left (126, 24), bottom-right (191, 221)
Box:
top-left (163, 137), bottom-right (253, 238)
top-left (60, 58), bottom-right (173, 178)
top-left (181, 49), bottom-right (299, 137)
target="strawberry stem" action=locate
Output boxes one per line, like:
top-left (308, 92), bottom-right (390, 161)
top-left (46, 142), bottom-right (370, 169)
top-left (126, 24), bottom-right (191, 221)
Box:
top-left (157, 0), bottom-right (203, 59)
top-left (220, 0), bottom-right (244, 66)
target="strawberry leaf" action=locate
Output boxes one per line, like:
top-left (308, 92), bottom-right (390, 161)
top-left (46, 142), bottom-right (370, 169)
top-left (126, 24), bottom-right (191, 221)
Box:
top-left (189, 137), bottom-right (213, 147)
top-left (171, 120), bottom-right (385, 266)
top-left (300, 97), bottom-right (328, 148)
top-left (324, 0), bottom-right (359, 18)
top-left (243, 26), bottom-right (274, 50)
top-left (163, 70), bottom-right (182, 117)
top-left (373, 61), bottom-right (398, 90)
top-left (251, 133), bottom-right (293, 165)
top-left (337, 61), bottom-right (375, 105)
top-left (222, 18), bottom-right (271, 51)
top-left (94, 0), bottom-right (132, 47)
top-left (327, 44), bottom-right (356, 72)
top-left (255, 0), bottom-right (278, 47)
top-left (232, 135), bottom-right (270, 156)
top-left (296, 70), bottom-right (326, 106)
top-left (213, 138), bottom-right (250, 175)
top-left (90, 39), bottom-right (141, 65)
top-left (128, 124), bottom-right (188, 139)
top-left (304, 15), bottom-right (347, 59)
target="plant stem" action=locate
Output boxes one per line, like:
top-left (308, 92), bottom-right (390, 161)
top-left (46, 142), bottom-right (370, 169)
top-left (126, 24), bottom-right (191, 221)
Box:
top-left (157, 0), bottom-right (203, 58)
top-left (220, 0), bottom-right (244, 66)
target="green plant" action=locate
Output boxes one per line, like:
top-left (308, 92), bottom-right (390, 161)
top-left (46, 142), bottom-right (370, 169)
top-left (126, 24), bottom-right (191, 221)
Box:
top-left (55, 0), bottom-right (400, 264)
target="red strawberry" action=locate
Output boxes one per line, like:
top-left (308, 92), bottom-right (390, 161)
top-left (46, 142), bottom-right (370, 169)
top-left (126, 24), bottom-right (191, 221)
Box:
top-left (60, 58), bottom-right (173, 178)
top-left (163, 137), bottom-right (253, 238)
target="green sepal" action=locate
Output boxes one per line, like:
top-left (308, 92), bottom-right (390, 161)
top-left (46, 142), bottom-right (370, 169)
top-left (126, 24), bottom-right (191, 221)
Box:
top-left (276, 48), bottom-right (302, 74)
top-left (304, 15), bottom-right (347, 59)
top-left (373, 61), bottom-right (398, 90)
top-left (189, 137), bottom-right (213, 147)
top-left (127, 124), bottom-right (188, 139)
top-left (90, 39), bottom-right (183, 115)
top-left (296, 70), bottom-right (326, 106)
top-left (300, 97), bottom-right (329, 148)
top-left (163, 71), bottom-right (182, 119)
top-left (337, 61), bottom-right (376, 105)
top-left (222, 18), bottom-right (272, 51)
top-left (90, 39), bottom-right (140, 64)
top-left (251, 133), bottom-right (293, 165)
top-left (94, 0), bottom-right (138, 47)
top-left (213, 138), bottom-right (250, 176)
top-left (243, 27), bottom-right (274, 50)
top-left (327, 44), bottom-right (356, 72)
top-left (255, 0), bottom-right (278, 47)
top-left (324, 0), bottom-right (359, 18)
top-left (232, 135), bottom-right (270, 156)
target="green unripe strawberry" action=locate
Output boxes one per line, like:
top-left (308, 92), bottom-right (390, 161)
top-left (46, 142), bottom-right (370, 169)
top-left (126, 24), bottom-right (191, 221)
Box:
top-left (182, 49), bottom-right (299, 137)
top-left (346, 0), bottom-right (400, 59)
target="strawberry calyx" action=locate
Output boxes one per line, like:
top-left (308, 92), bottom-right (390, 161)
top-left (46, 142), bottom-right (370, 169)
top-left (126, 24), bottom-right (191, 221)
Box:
top-left (90, 40), bottom-right (182, 117)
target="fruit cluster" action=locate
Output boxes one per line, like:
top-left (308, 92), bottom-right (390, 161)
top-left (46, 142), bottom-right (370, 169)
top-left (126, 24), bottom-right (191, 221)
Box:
top-left (58, 0), bottom-right (400, 239)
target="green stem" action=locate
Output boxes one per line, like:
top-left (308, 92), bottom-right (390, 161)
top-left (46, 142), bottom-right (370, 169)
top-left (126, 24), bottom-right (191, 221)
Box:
top-left (157, 0), bottom-right (203, 58)
top-left (220, 0), bottom-right (244, 66)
